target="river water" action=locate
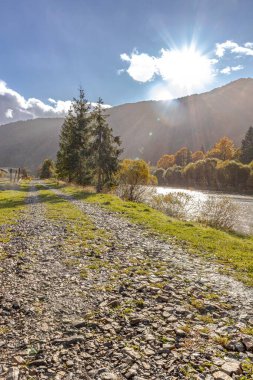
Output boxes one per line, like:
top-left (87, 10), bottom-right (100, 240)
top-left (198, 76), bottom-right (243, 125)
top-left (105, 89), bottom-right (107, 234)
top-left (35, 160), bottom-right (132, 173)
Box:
top-left (156, 187), bottom-right (253, 235)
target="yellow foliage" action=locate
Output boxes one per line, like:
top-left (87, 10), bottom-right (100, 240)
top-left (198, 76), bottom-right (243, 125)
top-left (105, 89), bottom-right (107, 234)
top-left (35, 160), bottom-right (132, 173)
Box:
top-left (157, 154), bottom-right (175, 169)
top-left (118, 159), bottom-right (157, 185)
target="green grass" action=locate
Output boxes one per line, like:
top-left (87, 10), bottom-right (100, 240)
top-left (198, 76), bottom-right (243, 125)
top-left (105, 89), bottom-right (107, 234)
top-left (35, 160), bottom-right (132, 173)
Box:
top-left (45, 180), bottom-right (253, 287)
top-left (37, 186), bottom-right (110, 256)
top-left (0, 181), bottom-right (29, 247)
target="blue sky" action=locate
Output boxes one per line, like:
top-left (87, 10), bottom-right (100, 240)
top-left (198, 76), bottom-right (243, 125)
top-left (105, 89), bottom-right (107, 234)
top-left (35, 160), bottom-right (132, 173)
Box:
top-left (0, 0), bottom-right (253, 123)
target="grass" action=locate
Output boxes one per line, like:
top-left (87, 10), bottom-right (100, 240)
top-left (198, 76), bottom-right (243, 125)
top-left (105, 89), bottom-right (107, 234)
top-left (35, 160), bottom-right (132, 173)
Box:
top-left (37, 186), bottom-right (111, 264)
top-left (45, 180), bottom-right (253, 287)
top-left (0, 181), bottom-right (29, 248)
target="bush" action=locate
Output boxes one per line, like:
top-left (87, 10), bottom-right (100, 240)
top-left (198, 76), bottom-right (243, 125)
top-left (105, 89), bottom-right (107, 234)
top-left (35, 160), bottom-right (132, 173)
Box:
top-left (115, 184), bottom-right (156, 203)
top-left (116, 159), bottom-right (157, 201)
top-left (197, 196), bottom-right (238, 231)
top-left (150, 192), bottom-right (192, 219)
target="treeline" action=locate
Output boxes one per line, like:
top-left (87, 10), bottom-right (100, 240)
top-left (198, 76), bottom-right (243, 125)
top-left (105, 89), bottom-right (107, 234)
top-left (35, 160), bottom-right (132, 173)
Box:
top-left (154, 127), bottom-right (253, 192)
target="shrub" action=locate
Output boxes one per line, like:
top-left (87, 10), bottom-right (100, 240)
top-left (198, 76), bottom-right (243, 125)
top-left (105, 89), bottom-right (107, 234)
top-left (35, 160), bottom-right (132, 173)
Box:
top-left (116, 159), bottom-right (157, 201)
top-left (197, 196), bottom-right (238, 231)
top-left (150, 192), bottom-right (192, 219)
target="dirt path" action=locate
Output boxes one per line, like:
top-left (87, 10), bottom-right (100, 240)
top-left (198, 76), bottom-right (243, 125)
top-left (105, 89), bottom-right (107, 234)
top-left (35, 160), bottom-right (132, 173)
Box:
top-left (0, 183), bottom-right (253, 380)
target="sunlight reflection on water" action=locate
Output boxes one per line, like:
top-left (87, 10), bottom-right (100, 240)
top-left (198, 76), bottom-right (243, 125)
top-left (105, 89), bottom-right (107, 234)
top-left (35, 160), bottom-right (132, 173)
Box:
top-left (156, 187), bottom-right (253, 235)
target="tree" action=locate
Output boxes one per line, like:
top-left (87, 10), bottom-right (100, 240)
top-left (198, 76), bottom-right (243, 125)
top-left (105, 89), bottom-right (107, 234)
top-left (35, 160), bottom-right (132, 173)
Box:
top-left (192, 150), bottom-right (205, 162)
top-left (90, 98), bottom-right (122, 192)
top-left (117, 159), bottom-right (157, 201)
top-left (39, 159), bottom-right (55, 179)
top-left (56, 89), bottom-right (92, 184)
top-left (175, 147), bottom-right (192, 166)
top-left (157, 154), bottom-right (175, 169)
top-left (240, 126), bottom-right (253, 164)
top-left (207, 137), bottom-right (235, 161)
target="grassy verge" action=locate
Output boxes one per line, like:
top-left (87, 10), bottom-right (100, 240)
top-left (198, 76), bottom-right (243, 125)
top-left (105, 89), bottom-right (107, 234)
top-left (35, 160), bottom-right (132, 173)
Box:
top-left (0, 181), bottom-right (29, 247)
top-left (45, 180), bottom-right (253, 287)
top-left (37, 186), bottom-right (111, 256)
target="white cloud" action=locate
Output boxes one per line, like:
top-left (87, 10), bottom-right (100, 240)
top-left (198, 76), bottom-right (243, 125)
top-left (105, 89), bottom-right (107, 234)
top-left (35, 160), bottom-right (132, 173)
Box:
top-left (216, 40), bottom-right (253, 57)
top-left (120, 51), bottom-right (157, 82)
top-left (0, 80), bottom-right (111, 125)
top-left (0, 80), bottom-right (72, 124)
top-left (245, 42), bottom-right (253, 49)
top-left (120, 47), bottom-right (215, 92)
top-left (5, 108), bottom-right (13, 119)
top-left (220, 65), bottom-right (244, 75)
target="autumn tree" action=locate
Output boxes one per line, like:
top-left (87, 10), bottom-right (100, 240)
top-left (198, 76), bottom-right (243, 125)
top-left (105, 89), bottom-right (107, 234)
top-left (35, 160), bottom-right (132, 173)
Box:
top-left (207, 137), bottom-right (235, 161)
top-left (192, 150), bottom-right (205, 162)
top-left (157, 154), bottom-right (175, 169)
top-left (117, 159), bottom-right (157, 201)
top-left (240, 126), bottom-right (253, 164)
top-left (175, 147), bottom-right (192, 166)
top-left (90, 98), bottom-right (122, 192)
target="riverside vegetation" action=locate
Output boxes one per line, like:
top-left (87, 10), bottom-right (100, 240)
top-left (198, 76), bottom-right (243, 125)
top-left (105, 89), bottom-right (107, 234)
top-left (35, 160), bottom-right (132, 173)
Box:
top-left (0, 179), bottom-right (253, 380)
top-left (154, 128), bottom-right (253, 192)
top-left (1, 90), bottom-right (253, 379)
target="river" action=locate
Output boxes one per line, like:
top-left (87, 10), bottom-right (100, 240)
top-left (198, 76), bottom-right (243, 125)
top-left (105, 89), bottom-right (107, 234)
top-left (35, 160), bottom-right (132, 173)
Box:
top-left (156, 187), bottom-right (253, 235)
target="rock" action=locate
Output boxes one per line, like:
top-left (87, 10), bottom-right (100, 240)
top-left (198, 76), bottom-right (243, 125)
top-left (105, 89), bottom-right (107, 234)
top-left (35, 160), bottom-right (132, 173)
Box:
top-left (122, 347), bottom-right (142, 360)
top-left (125, 368), bottom-right (137, 378)
top-left (52, 335), bottom-right (84, 347)
top-left (100, 372), bottom-right (120, 380)
top-left (129, 316), bottom-right (149, 326)
top-left (28, 359), bottom-right (47, 367)
top-left (242, 336), bottom-right (253, 351)
top-left (156, 295), bottom-right (169, 303)
top-left (221, 361), bottom-right (242, 375)
top-left (108, 299), bottom-right (121, 308)
top-left (72, 320), bottom-right (86, 329)
top-left (13, 356), bottom-right (25, 365)
top-left (225, 340), bottom-right (245, 352)
top-left (212, 371), bottom-right (233, 380)
top-left (6, 367), bottom-right (20, 380)
top-left (175, 329), bottom-right (187, 338)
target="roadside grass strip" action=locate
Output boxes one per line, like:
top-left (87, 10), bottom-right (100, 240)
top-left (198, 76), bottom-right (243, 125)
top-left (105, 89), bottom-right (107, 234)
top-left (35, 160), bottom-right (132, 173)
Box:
top-left (0, 182), bottom-right (29, 249)
top-left (38, 186), bottom-right (111, 264)
top-left (46, 181), bottom-right (253, 287)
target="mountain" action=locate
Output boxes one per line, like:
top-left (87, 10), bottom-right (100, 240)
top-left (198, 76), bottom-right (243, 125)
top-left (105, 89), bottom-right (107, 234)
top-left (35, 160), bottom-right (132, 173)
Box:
top-left (0, 78), bottom-right (253, 171)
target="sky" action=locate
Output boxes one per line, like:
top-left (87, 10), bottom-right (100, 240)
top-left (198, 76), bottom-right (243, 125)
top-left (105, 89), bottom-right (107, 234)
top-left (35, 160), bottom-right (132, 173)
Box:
top-left (0, 0), bottom-right (253, 124)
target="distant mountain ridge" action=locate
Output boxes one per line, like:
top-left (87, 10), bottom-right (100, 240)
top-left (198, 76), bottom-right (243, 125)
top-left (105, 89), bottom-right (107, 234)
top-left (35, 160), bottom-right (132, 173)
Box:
top-left (0, 78), bottom-right (253, 171)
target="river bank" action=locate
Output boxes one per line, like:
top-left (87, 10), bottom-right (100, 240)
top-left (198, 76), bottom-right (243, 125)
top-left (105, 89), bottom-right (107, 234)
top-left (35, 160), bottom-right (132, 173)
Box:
top-left (156, 186), bottom-right (253, 235)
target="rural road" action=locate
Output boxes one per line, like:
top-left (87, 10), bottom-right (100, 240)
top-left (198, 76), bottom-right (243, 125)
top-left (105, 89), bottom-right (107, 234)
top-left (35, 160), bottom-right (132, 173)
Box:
top-left (0, 182), bottom-right (253, 380)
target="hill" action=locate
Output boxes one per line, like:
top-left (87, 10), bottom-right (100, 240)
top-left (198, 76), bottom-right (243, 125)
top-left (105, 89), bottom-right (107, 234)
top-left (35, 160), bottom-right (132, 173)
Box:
top-left (0, 78), bottom-right (253, 171)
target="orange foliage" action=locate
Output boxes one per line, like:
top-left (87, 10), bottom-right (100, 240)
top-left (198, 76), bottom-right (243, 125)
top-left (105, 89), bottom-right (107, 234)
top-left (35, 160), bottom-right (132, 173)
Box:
top-left (157, 154), bottom-right (175, 169)
top-left (192, 150), bottom-right (205, 162)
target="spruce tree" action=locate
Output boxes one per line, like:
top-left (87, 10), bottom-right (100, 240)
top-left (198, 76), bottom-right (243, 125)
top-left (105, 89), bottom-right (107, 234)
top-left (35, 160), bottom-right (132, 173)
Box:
top-left (90, 98), bottom-right (122, 192)
top-left (240, 126), bottom-right (253, 164)
top-left (56, 89), bottom-right (92, 184)
top-left (40, 159), bottom-right (55, 179)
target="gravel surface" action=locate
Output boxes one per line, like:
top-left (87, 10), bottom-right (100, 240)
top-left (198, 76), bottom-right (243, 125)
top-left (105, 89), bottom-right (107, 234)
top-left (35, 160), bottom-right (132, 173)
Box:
top-left (0, 183), bottom-right (253, 380)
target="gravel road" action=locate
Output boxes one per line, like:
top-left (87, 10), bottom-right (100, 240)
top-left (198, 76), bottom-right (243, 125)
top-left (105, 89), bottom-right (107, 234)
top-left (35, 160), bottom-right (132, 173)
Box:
top-left (0, 183), bottom-right (253, 380)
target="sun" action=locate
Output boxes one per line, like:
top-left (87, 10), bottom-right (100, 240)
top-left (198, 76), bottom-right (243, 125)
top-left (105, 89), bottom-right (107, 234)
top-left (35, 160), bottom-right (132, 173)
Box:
top-left (157, 46), bottom-right (214, 92)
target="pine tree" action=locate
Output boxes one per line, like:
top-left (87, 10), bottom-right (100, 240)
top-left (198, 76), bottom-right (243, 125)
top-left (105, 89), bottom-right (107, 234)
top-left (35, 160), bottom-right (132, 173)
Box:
top-left (240, 126), bottom-right (253, 164)
top-left (39, 159), bottom-right (55, 179)
top-left (90, 98), bottom-right (122, 192)
top-left (56, 89), bottom-right (92, 184)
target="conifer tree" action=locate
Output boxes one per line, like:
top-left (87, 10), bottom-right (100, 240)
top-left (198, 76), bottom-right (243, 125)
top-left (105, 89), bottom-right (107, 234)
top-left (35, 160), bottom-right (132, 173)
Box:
top-left (240, 126), bottom-right (253, 164)
top-left (39, 158), bottom-right (55, 179)
top-left (90, 98), bottom-right (122, 192)
top-left (56, 89), bottom-right (92, 183)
